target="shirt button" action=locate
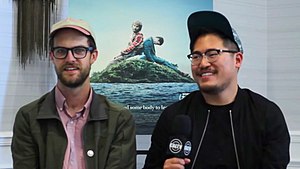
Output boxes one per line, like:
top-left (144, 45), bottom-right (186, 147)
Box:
top-left (87, 150), bottom-right (94, 157)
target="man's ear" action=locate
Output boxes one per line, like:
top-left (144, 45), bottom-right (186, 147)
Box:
top-left (90, 49), bottom-right (98, 64)
top-left (235, 52), bottom-right (243, 69)
top-left (49, 51), bottom-right (54, 61)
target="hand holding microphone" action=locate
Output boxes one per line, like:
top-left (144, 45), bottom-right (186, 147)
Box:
top-left (163, 158), bottom-right (191, 169)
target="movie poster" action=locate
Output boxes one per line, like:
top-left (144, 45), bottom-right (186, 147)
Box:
top-left (69, 1), bottom-right (213, 134)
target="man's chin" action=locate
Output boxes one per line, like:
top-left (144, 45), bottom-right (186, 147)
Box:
top-left (59, 77), bottom-right (85, 88)
top-left (57, 70), bottom-right (90, 88)
top-left (62, 81), bottom-right (83, 88)
top-left (199, 85), bottom-right (220, 95)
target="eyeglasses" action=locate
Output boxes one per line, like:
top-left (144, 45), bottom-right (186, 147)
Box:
top-left (51, 46), bottom-right (94, 59)
top-left (187, 49), bottom-right (238, 65)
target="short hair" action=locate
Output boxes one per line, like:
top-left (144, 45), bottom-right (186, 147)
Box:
top-left (155, 36), bottom-right (164, 45)
top-left (132, 20), bottom-right (143, 31)
top-left (190, 28), bottom-right (238, 52)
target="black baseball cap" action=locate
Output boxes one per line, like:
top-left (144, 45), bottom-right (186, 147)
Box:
top-left (187, 11), bottom-right (243, 53)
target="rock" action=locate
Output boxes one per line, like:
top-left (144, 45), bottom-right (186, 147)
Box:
top-left (90, 59), bottom-right (194, 83)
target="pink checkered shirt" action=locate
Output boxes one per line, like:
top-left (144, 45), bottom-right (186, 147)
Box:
top-left (55, 87), bottom-right (92, 169)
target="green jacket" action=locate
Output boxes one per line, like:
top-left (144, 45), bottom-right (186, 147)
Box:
top-left (11, 88), bottom-right (136, 169)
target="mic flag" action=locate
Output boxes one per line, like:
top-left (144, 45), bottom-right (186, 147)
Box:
top-left (167, 115), bottom-right (192, 158)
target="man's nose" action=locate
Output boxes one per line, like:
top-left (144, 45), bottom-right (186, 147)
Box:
top-left (65, 50), bottom-right (76, 61)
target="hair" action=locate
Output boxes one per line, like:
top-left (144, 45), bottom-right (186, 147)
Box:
top-left (49, 28), bottom-right (96, 50)
top-left (190, 28), bottom-right (238, 52)
top-left (132, 20), bottom-right (143, 31)
top-left (155, 36), bottom-right (164, 45)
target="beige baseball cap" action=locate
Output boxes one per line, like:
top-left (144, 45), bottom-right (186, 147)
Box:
top-left (50, 18), bottom-right (97, 48)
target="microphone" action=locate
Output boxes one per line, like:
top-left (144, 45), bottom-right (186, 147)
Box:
top-left (167, 115), bottom-right (192, 158)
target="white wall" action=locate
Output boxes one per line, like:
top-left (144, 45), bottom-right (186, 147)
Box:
top-left (266, 0), bottom-right (300, 132)
top-left (0, 0), bottom-right (66, 167)
top-left (0, 0), bottom-right (57, 132)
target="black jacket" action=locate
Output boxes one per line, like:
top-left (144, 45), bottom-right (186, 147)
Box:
top-left (143, 87), bottom-right (290, 169)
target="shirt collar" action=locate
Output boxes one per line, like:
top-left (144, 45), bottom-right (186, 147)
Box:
top-left (55, 86), bottom-right (93, 118)
top-left (55, 87), bottom-right (65, 112)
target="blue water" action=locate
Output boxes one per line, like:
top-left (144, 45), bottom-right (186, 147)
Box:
top-left (92, 83), bottom-right (198, 134)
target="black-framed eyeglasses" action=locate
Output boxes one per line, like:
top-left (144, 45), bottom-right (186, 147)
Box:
top-left (51, 46), bottom-right (94, 59)
top-left (187, 49), bottom-right (238, 65)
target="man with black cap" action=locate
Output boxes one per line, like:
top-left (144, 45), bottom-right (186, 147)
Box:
top-left (143, 11), bottom-right (290, 169)
top-left (11, 18), bottom-right (136, 169)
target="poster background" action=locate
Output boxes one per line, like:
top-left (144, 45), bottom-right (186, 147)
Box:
top-left (69, 0), bottom-right (213, 134)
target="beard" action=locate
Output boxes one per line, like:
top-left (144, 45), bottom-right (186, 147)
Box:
top-left (198, 80), bottom-right (230, 95)
top-left (55, 64), bottom-right (90, 88)
top-left (199, 85), bottom-right (222, 95)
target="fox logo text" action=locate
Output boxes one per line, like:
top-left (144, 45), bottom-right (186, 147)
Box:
top-left (169, 139), bottom-right (183, 154)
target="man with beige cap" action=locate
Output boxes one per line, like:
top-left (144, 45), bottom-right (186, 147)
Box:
top-left (11, 18), bottom-right (136, 169)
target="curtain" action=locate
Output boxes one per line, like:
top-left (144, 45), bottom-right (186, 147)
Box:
top-left (13, 0), bottom-right (59, 68)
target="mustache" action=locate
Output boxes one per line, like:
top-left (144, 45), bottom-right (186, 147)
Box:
top-left (62, 63), bottom-right (80, 69)
top-left (194, 67), bottom-right (217, 76)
